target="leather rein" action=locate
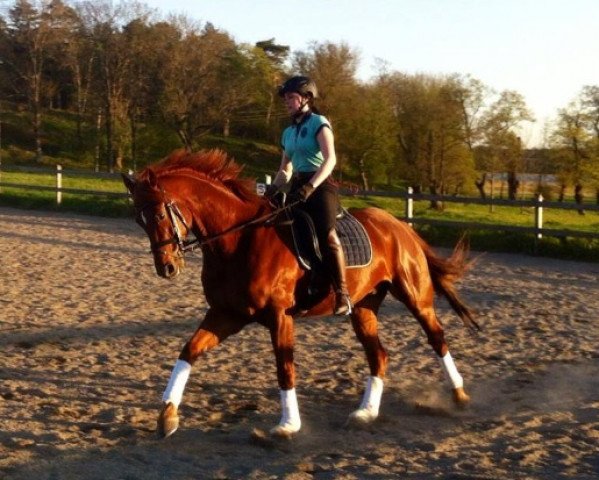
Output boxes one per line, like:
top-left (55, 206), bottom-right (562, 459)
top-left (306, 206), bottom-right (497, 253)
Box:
top-left (137, 196), bottom-right (296, 256)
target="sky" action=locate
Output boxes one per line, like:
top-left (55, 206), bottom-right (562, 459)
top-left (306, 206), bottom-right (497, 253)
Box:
top-left (142, 0), bottom-right (599, 147)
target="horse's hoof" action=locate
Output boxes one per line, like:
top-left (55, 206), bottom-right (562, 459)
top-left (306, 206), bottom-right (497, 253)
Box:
top-left (269, 423), bottom-right (300, 439)
top-left (347, 408), bottom-right (378, 426)
top-left (452, 387), bottom-right (471, 408)
top-left (157, 402), bottom-right (179, 438)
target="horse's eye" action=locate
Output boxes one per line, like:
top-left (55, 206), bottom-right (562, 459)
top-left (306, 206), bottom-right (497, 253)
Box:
top-left (156, 212), bottom-right (166, 221)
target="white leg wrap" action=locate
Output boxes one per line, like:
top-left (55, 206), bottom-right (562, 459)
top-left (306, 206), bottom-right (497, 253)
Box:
top-left (438, 352), bottom-right (463, 389)
top-left (359, 376), bottom-right (384, 413)
top-left (349, 376), bottom-right (384, 424)
top-left (271, 388), bottom-right (301, 435)
top-left (162, 359), bottom-right (192, 407)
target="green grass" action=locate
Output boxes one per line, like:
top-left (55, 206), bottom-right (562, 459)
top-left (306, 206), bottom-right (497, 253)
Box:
top-left (340, 195), bottom-right (599, 261)
top-left (1, 170), bottom-right (597, 261)
top-left (341, 195), bottom-right (599, 233)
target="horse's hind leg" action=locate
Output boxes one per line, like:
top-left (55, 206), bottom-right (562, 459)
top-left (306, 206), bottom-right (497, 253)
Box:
top-left (390, 279), bottom-right (470, 407)
top-left (348, 288), bottom-right (388, 424)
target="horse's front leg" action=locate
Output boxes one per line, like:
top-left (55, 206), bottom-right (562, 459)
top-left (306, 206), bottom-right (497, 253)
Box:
top-left (268, 311), bottom-right (300, 438)
top-left (158, 308), bottom-right (246, 438)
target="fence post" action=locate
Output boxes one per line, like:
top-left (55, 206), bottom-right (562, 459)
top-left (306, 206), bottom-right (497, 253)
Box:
top-left (534, 193), bottom-right (543, 239)
top-left (126, 169), bottom-right (134, 203)
top-left (56, 164), bottom-right (62, 205)
top-left (406, 186), bottom-right (414, 227)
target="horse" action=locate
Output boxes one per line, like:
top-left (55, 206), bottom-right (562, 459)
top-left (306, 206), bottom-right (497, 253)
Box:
top-left (122, 148), bottom-right (478, 439)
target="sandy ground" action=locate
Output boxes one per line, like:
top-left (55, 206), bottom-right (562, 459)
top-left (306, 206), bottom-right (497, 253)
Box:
top-left (0, 206), bottom-right (597, 480)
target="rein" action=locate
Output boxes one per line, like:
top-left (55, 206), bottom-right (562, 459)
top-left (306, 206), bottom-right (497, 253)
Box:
top-left (182, 200), bottom-right (297, 253)
top-left (138, 196), bottom-right (298, 256)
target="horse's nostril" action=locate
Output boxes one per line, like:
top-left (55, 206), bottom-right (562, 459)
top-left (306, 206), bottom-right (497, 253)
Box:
top-left (165, 263), bottom-right (177, 277)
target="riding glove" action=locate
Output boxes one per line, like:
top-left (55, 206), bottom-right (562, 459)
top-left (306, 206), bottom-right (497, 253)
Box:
top-left (264, 184), bottom-right (279, 199)
top-left (288, 183), bottom-right (315, 204)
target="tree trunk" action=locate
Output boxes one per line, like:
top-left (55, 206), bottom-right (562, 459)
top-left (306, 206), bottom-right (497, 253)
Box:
top-left (223, 117), bottom-right (230, 137)
top-left (33, 106), bottom-right (43, 163)
top-left (130, 110), bottom-right (137, 171)
top-left (475, 173), bottom-right (487, 199)
top-left (94, 108), bottom-right (102, 172)
top-left (265, 92), bottom-right (273, 126)
top-left (114, 145), bottom-right (123, 171)
top-left (558, 184), bottom-right (566, 202)
top-left (574, 184), bottom-right (585, 215)
top-left (507, 171), bottom-right (519, 200)
top-left (429, 180), bottom-right (443, 210)
top-left (359, 157), bottom-right (369, 191)
top-left (427, 130), bottom-right (440, 209)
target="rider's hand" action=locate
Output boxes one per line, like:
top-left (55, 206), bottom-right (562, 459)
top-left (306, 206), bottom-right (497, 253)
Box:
top-left (287, 183), bottom-right (315, 204)
top-left (264, 184), bottom-right (279, 199)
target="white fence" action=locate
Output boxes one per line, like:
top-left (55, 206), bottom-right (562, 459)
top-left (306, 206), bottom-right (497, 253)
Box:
top-left (0, 164), bottom-right (131, 204)
top-left (1, 165), bottom-right (598, 242)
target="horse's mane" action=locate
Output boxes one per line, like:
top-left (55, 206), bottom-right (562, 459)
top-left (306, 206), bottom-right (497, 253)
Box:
top-left (139, 149), bottom-right (257, 201)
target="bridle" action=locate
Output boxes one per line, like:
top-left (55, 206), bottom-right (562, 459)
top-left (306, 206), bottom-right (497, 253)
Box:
top-left (136, 199), bottom-right (194, 256)
top-left (136, 195), bottom-right (297, 257)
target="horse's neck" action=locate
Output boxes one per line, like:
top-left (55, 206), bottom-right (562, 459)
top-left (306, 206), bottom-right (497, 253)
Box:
top-left (187, 179), bottom-right (261, 251)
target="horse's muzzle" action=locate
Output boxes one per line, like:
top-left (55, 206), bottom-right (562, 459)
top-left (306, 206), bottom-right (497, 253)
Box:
top-left (156, 257), bottom-right (184, 279)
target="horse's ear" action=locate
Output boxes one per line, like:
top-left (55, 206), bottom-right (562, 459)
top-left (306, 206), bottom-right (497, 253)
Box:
top-left (148, 169), bottom-right (159, 189)
top-left (122, 173), bottom-right (136, 194)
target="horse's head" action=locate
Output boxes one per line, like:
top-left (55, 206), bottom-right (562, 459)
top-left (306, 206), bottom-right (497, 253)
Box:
top-left (123, 170), bottom-right (191, 279)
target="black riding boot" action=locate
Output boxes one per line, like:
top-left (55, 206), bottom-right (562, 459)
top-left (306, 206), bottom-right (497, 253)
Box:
top-left (326, 230), bottom-right (352, 316)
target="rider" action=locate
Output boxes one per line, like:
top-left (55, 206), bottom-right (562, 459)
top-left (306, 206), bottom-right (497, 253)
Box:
top-left (265, 75), bottom-right (352, 316)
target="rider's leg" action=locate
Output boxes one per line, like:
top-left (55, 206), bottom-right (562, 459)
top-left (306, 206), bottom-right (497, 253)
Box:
top-left (325, 229), bottom-right (352, 315)
top-left (307, 181), bottom-right (352, 316)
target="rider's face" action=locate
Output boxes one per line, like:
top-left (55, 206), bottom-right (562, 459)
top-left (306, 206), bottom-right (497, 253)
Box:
top-left (283, 92), bottom-right (306, 115)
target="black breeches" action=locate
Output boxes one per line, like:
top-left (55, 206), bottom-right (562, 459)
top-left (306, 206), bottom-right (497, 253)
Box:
top-left (290, 173), bottom-right (339, 248)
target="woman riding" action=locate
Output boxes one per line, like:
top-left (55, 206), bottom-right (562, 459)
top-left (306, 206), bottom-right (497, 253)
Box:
top-left (265, 75), bottom-right (352, 316)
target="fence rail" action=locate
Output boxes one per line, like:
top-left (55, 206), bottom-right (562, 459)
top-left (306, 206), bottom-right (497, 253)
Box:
top-left (1, 165), bottom-right (598, 241)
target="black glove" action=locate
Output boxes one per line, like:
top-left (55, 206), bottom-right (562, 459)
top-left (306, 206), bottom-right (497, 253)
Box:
top-left (287, 182), bottom-right (315, 204)
top-left (264, 184), bottom-right (279, 199)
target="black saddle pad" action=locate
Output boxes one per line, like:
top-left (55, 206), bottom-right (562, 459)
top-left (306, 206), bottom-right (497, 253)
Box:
top-left (336, 211), bottom-right (372, 268)
top-left (289, 208), bottom-right (372, 270)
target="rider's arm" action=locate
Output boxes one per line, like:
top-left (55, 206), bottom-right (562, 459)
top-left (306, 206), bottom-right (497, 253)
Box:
top-left (272, 152), bottom-right (293, 188)
top-left (308, 126), bottom-right (336, 188)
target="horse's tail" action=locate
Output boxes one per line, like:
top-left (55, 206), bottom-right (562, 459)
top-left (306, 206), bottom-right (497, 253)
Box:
top-left (419, 236), bottom-right (480, 332)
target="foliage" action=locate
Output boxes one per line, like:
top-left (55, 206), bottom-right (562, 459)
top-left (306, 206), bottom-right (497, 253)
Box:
top-left (0, 1), bottom-right (597, 200)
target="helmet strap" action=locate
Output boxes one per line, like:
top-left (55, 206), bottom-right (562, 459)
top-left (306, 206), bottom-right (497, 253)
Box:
top-left (292, 99), bottom-right (311, 122)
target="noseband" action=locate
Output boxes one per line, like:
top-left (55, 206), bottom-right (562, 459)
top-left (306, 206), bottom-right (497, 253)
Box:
top-left (136, 199), bottom-right (195, 256)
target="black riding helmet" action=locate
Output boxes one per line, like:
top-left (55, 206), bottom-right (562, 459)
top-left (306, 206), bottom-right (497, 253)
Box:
top-left (278, 76), bottom-right (318, 99)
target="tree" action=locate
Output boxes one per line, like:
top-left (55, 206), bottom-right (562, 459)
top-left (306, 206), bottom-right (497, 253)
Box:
top-left (551, 94), bottom-right (597, 211)
top-left (580, 85), bottom-right (599, 203)
top-left (479, 90), bottom-right (534, 200)
top-left (159, 20), bottom-right (237, 149)
top-left (341, 82), bottom-right (399, 190)
top-left (292, 41), bottom-right (363, 183)
top-left (254, 38), bottom-right (288, 135)
top-left (552, 102), bottom-right (590, 214)
top-left (448, 74), bottom-right (491, 198)
top-left (385, 73), bottom-right (476, 206)
top-left (4, 0), bottom-right (54, 162)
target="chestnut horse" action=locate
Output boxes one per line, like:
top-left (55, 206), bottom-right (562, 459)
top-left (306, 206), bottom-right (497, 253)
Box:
top-left (123, 149), bottom-right (478, 439)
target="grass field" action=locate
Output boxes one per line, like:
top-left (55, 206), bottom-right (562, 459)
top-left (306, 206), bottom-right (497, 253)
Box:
top-left (1, 168), bottom-right (598, 261)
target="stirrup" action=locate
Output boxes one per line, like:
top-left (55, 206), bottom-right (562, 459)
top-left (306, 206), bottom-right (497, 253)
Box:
top-left (334, 291), bottom-right (352, 316)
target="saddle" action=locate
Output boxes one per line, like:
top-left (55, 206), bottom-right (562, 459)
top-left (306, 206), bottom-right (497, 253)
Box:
top-left (285, 207), bottom-right (372, 271)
